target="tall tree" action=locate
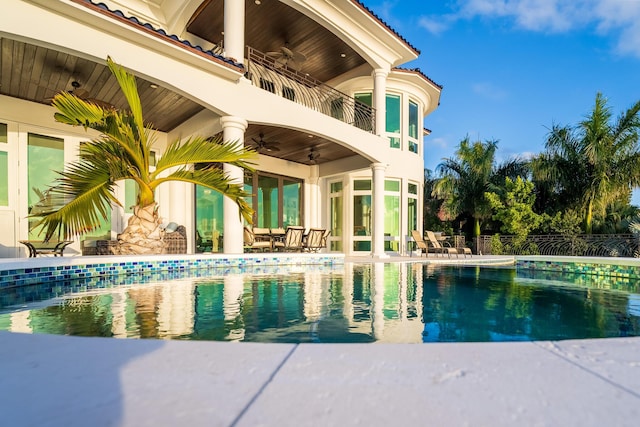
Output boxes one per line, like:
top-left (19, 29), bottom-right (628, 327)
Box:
top-left (534, 93), bottom-right (640, 233)
top-left (433, 137), bottom-right (528, 240)
top-left (32, 57), bottom-right (255, 254)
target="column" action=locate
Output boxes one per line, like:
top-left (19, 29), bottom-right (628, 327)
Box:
top-left (307, 165), bottom-right (320, 227)
top-left (371, 162), bottom-right (387, 258)
top-left (224, 0), bottom-right (245, 63)
top-left (221, 116), bottom-right (248, 254)
top-left (372, 68), bottom-right (388, 137)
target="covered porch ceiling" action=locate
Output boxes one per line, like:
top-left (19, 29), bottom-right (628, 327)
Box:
top-left (187, 0), bottom-right (369, 83)
top-left (0, 37), bottom-right (360, 166)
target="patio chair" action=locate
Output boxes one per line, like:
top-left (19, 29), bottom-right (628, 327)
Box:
top-left (244, 227), bottom-right (272, 252)
top-left (320, 229), bottom-right (331, 250)
top-left (411, 230), bottom-right (429, 257)
top-left (273, 226), bottom-right (304, 252)
top-left (425, 230), bottom-right (459, 258)
top-left (303, 228), bottom-right (325, 252)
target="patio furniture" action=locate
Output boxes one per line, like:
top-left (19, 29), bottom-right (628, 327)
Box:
top-left (244, 227), bottom-right (272, 252)
top-left (425, 230), bottom-right (459, 258)
top-left (164, 225), bottom-right (187, 254)
top-left (303, 228), bottom-right (326, 252)
top-left (19, 240), bottom-right (73, 257)
top-left (273, 226), bottom-right (304, 252)
top-left (410, 230), bottom-right (429, 257)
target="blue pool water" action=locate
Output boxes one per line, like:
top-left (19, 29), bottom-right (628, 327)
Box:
top-left (1, 262), bottom-right (638, 343)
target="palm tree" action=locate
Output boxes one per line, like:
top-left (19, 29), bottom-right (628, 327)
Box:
top-left (433, 137), bottom-right (528, 240)
top-left (32, 56), bottom-right (255, 254)
top-left (534, 93), bottom-right (640, 233)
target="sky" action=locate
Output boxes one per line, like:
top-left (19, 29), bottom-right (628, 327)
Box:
top-left (362, 0), bottom-right (640, 202)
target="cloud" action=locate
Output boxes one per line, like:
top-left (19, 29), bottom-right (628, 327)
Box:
top-left (415, 0), bottom-right (640, 58)
top-left (418, 16), bottom-right (450, 35)
top-left (471, 82), bottom-right (509, 101)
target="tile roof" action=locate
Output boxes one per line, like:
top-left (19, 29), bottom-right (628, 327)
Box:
top-left (394, 67), bottom-right (443, 90)
top-left (352, 1), bottom-right (420, 55)
top-left (74, 0), bottom-right (244, 72)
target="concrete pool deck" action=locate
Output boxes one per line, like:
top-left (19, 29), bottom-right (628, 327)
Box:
top-left (1, 254), bottom-right (639, 426)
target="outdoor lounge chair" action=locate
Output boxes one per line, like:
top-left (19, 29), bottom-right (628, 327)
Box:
top-left (411, 230), bottom-right (430, 257)
top-left (425, 230), bottom-right (459, 258)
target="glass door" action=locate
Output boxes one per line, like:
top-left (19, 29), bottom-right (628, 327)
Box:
top-left (27, 133), bottom-right (64, 239)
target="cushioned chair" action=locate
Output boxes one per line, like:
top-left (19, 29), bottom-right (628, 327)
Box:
top-left (273, 226), bottom-right (304, 252)
top-left (303, 228), bottom-right (325, 252)
top-left (244, 227), bottom-right (272, 252)
top-left (425, 230), bottom-right (458, 258)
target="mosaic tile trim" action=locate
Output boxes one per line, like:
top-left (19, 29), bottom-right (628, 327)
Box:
top-left (516, 258), bottom-right (640, 280)
top-left (0, 255), bottom-right (344, 289)
top-left (0, 263), bottom-right (344, 310)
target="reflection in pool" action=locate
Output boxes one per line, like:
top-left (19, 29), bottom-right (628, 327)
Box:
top-left (1, 263), bottom-right (639, 343)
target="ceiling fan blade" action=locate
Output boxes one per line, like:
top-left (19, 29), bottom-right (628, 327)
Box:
top-left (292, 51), bottom-right (307, 64)
top-left (264, 144), bottom-right (280, 152)
top-left (266, 51), bottom-right (283, 58)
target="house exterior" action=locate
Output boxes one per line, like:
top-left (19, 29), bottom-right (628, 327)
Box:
top-left (0, 0), bottom-right (441, 257)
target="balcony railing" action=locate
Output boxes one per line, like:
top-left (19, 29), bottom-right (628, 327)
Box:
top-left (246, 47), bottom-right (375, 133)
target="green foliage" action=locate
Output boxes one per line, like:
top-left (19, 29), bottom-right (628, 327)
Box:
top-left (486, 176), bottom-right (542, 239)
top-left (433, 137), bottom-right (528, 238)
top-left (533, 92), bottom-right (640, 234)
top-left (490, 234), bottom-right (503, 255)
top-left (549, 209), bottom-right (582, 236)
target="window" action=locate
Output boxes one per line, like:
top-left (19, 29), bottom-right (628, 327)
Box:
top-left (353, 179), bottom-right (372, 252)
top-left (354, 92), bottom-right (373, 132)
top-left (409, 101), bottom-right (419, 139)
top-left (329, 181), bottom-right (343, 251)
top-left (386, 94), bottom-right (401, 149)
top-left (409, 100), bottom-right (419, 154)
top-left (195, 185), bottom-right (224, 253)
top-left (408, 183), bottom-right (419, 236)
top-left (244, 171), bottom-right (303, 229)
top-left (27, 133), bottom-right (64, 238)
top-left (384, 179), bottom-right (400, 252)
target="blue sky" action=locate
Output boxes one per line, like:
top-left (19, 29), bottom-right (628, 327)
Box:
top-left (363, 0), bottom-right (640, 201)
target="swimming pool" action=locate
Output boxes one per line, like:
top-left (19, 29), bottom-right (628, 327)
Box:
top-left (1, 262), bottom-right (638, 342)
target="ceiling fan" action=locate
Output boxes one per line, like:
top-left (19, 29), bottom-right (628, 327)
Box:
top-left (46, 80), bottom-right (113, 109)
top-left (251, 133), bottom-right (281, 152)
top-left (308, 147), bottom-right (321, 165)
top-left (266, 43), bottom-right (307, 70)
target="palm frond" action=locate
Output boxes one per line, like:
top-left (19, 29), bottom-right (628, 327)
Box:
top-left (157, 168), bottom-right (253, 223)
top-left (153, 135), bottom-right (257, 178)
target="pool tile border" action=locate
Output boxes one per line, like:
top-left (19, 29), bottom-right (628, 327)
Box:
top-left (516, 256), bottom-right (640, 280)
top-left (0, 254), bottom-right (344, 289)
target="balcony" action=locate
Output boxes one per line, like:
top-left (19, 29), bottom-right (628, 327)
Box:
top-left (246, 47), bottom-right (375, 133)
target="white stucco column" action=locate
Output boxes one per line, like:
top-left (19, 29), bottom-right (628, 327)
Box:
top-left (221, 116), bottom-right (248, 254)
top-left (307, 165), bottom-right (320, 227)
top-left (373, 68), bottom-right (388, 137)
top-left (371, 162), bottom-right (388, 258)
top-left (223, 0), bottom-right (245, 63)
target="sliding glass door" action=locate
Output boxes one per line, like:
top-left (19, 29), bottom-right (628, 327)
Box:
top-left (245, 171), bottom-right (303, 229)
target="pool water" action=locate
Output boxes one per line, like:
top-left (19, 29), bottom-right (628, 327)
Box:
top-left (1, 263), bottom-right (639, 343)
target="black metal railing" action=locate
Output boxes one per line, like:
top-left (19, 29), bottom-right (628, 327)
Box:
top-left (476, 234), bottom-right (640, 257)
top-left (246, 47), bottom-right (375, 133)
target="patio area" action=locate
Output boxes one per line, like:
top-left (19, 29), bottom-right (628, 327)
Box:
top-left (1, 331), bottom-right (639, 426)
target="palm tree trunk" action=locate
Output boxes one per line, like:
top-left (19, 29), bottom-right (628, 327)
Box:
top-left (116, 203), bottom-right (166, 254)
top-left (584, 199), bottom-right (594, 234)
